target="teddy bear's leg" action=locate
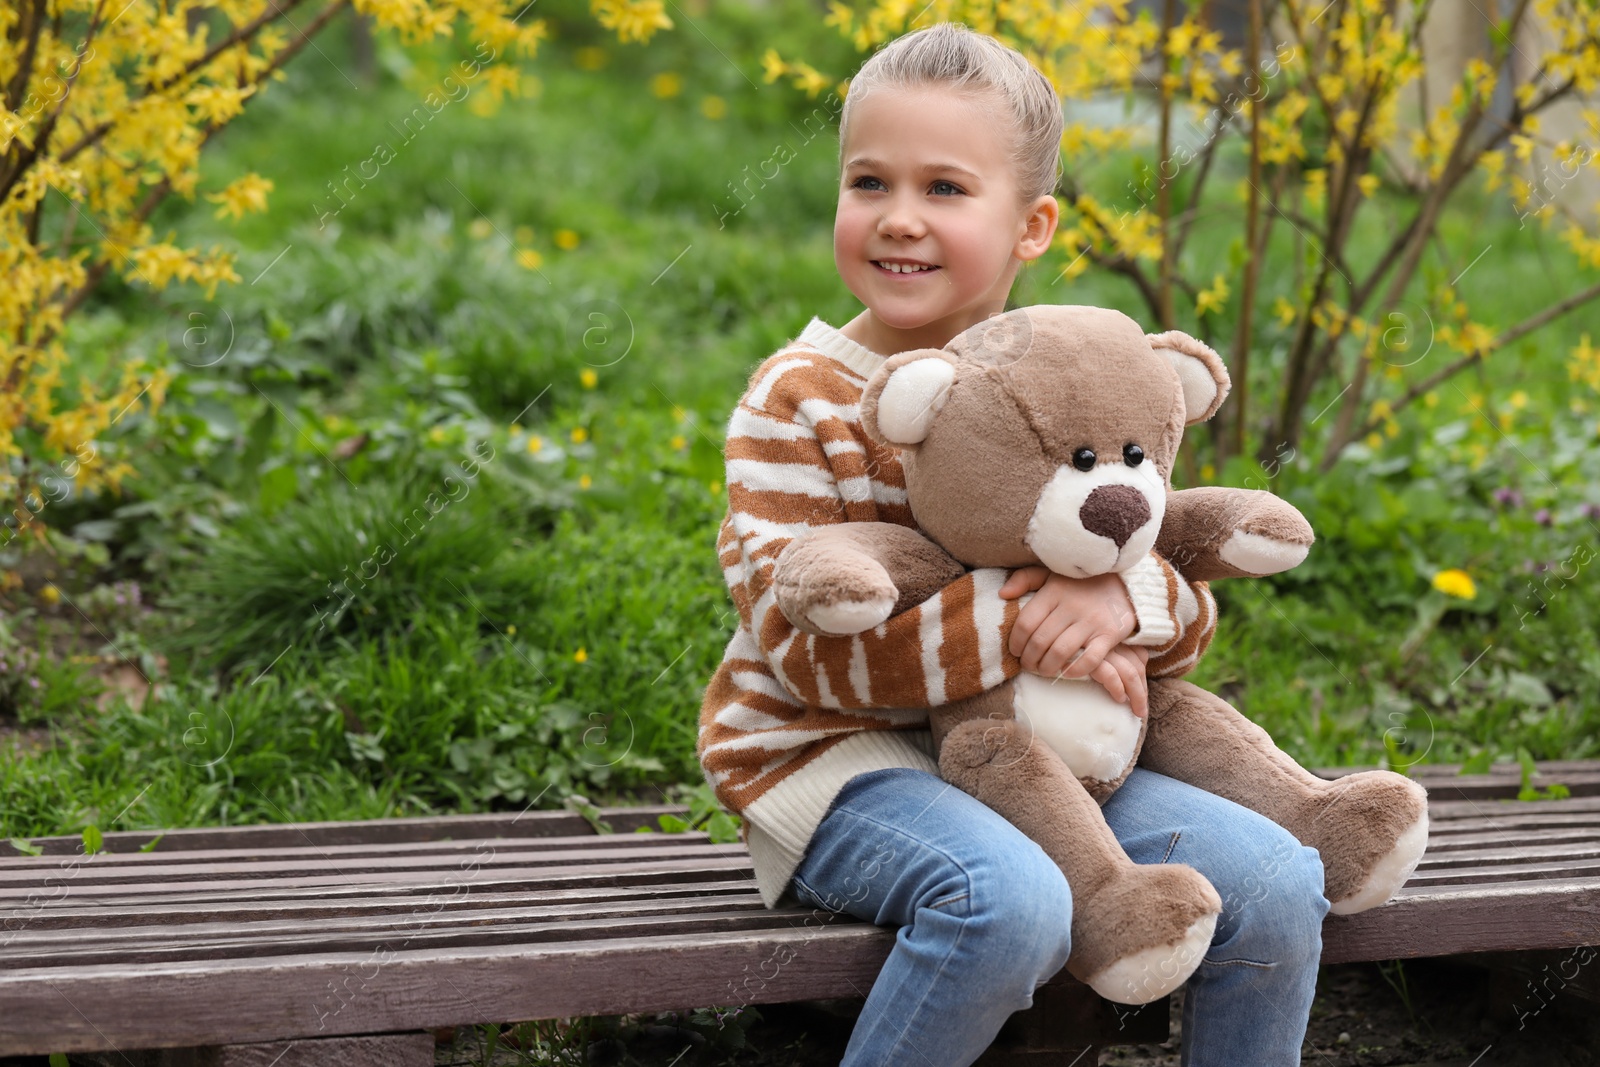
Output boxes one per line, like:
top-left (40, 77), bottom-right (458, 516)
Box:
top-left (1141, 679), bottom-right (1429, 915)
top-left (935, 696), bottom-right (1223, 1005)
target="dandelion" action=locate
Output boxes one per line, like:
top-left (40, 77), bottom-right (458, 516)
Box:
top-left (506, 625), bottom-right (517, 636)
top-left (555, 229), bottom-right (580, 251)
top-left (574, 647), bottom-right (589, 663)
top-left (571, 426), bottom-right (588, 444)
top-left (40, 584), bottom-right (60, 605)
top-left (701, 95), bottom-right (727, 120)
top-left (579, 474), bottom-right (592, 490)
top-left (1431, 569), bottom-right (1477, 599)
top-left (429, 426), bottom-right (447, 443)
top-left (580, 369), bottom-right (598, 388)
top-left (650, 72), bottom-right (682, 99)
top-left (527, 435), bottom-right (543, 453)
top-left (516, 248), bottom-right (543, 271)
top-left (670, 435), bottom-right (686, 450)
top-left (709, 480), bottom-right (721, 495)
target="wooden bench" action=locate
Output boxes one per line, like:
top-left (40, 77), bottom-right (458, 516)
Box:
top-left (3, 760), bottom-right (1599, 1065)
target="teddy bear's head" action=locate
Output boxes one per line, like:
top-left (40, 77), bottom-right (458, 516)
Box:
top-left (860, 304), bottom-right (1228, 577)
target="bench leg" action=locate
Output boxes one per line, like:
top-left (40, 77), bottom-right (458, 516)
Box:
top-left (84, 1032), bottom-right (434, 1067)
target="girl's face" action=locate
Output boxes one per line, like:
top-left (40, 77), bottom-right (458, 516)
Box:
top-left (834, 83), bottom-right (1057, 355)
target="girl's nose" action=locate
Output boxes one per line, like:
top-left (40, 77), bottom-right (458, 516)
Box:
top-left (875, 195), bottom-right (926, 239)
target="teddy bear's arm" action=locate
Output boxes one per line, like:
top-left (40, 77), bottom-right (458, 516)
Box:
top-left (1154, 486), bottom-right (1315, 583)
top-left (773, 523), bottom-right (969, 637)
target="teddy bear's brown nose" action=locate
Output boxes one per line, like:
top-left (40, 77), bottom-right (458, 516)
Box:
top-left (1080, 485), bottom-right (1151, 548)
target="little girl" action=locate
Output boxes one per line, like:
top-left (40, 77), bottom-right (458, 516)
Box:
top-left (698, 22), bottom-right (1327, 1067)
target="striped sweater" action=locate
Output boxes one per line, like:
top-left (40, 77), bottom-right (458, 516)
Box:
top-left (698, 317), bottom-right (1217, 906)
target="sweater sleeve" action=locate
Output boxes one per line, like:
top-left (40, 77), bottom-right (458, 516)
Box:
top-left (718, 353), bottom-right (1021, 710)
top-left (1120, 553), bottom-right (1217, 678)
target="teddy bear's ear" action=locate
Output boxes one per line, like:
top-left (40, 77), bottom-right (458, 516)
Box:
top-left (860, 349), bottom-right (958, 448)
top-left (1147, 330), bottom-right (1231, 424)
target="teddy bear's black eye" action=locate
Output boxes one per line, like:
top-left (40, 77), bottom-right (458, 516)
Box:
top-left (1072, 448), bottom-right (1097, 472)
top-left (1123, 443), bottom-right (1144, 467)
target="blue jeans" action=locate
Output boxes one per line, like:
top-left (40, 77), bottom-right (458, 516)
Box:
top-left (789, 766), bottom-right (1328, 1067)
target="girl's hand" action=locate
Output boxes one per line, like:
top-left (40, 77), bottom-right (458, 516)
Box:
top-left (1087, 644), bottom-right (1151, 718)
top-left (999, 566), bottom-right (1138, 681)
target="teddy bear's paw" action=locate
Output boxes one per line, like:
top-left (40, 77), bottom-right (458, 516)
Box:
top-left (1084, 911), bottom-right (1217, 1005)
top-left (1308, 772), bottom-right (1430, 915)
top-left (804, 595), bottom-right (896, 636)
top-left (1218, 528), bottom-right (1311, 577)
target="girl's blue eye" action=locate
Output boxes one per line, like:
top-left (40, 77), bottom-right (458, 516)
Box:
top-left (852, 176), bottom-right (885, 191)
top-left (931, 180), bottom-right (963, 196)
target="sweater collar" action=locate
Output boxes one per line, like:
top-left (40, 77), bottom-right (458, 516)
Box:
top-left (796, 317), bottom-right (890, 379)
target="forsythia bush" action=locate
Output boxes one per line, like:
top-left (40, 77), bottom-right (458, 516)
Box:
top-left (0, 0), bottom-right (672, 542)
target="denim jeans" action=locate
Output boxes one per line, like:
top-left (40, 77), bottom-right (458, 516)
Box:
top-left (789, 766), bottom-right (1328, 1067)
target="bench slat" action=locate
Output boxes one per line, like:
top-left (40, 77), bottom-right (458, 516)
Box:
top-left (1322, 877), bottom-right (1600, 964)
top-left (1405, 858), bottom-right (1600, 886)
top-left (0, 924), bottom-right (898, 1055)
top-left (1, 879), bottom-right (760, 930)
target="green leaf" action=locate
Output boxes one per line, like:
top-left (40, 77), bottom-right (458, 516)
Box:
top-left (50, 1053), bottom-right (69, 1067)
top-left (82, 826), bottom-right (103, 855)
top-left (8, 837), bottom-right (43, 857)
top-left (1459, 750), bottom-right (1494, 775)
top-left (138, 834), bottom-right (165, 853)
top-left (258, 461), bottom-right (299, 516)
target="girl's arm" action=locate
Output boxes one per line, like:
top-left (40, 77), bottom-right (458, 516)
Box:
top-left (719, 352), bottom-right (1022, 710)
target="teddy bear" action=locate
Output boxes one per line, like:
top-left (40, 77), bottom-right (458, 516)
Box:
top-left (770, 304), bottom-right (1430, 1004)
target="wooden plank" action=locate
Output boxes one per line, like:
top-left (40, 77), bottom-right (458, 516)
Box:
top-left (0, 879), bottom-right (760, 931)
top-left (1321, 877), bottom-right (1600, 964)
top-left (0, 841), bottom-right (748, 887)
top-left (1406, 858), bottom-right (1600, 887)
top-left (1415, 842), bottom-right (1600, 868)
top-left (1420, 827), bottom-right (1600, 850)
top-left (0, 923), bottom-right (899, 1054)
top-left (4, 895), bottom-right (775, 955)
top-left (0, 854), bottom-right (754, 902)
top-left (15, 806), bottom-right (690, 855)
top-left (0, 832), bottom-right (711, 871)
top-left (1427, 795), bottom-right (1600, 820)
top-left (80, 1031), bottom-right (436, 1066)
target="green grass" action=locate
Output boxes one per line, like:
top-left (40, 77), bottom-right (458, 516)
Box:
top-left (5, 1), bottom-right (1600, 842)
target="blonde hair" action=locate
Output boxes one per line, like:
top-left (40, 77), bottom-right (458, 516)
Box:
top-left (839, 22), bottom-right (1064, 205)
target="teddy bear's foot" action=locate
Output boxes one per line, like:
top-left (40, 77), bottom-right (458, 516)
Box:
top-left (1067, 863), bottom-right (1222, 1005)
top-left (938, 714), bottom-right (1221, 1005)
top-left (1297, 771), bottom-right (1429, 915)
top-left (1142, 680), bottom-right (1430, 915)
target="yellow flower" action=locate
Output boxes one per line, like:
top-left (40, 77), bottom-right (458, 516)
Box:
top-left (650, 72), bottom-right (682, 98)
top-left (709, 480), bottom-right (722, 495)
top-left (429, 426), bottom-right (447, 443)
top-left (40, 583), bottom-right (61, 605)
top-left (574, 647), bottom-right (588, 663)
top-left (469, 218), bottom-right (493, 240)
top-left (1273, 296), bottom-right (1297, 327)
top-left (761, 49), bottom-right (787, 84)
top-left (1431, 568), bottom-right (1477, 600)
top-left (580, 369), bottom-right (597, 388)
top-left (670, 435), bottom-right (687, 450)
top-left (506, 624), bottom-right (517, 636)
top-left (527, 435), bottom-right (543, 453)
top-left (1196, 274), bottom-right (1230, 317)
top-left (571, 426), bottom-right (588, 444)
top-left (554, 229), bottom-right (580, 251)
top-left (516, 248), bottom-right (543, 271)
top-left (206, 174), bottom-right (274, 221)
top-left (700, 95), bottom-right (727, 120)
top-left (593, 0), bottom-right (672, 43)
top-left (579, 473), bottom-right (593, 490)
top-left (1357, 174), bottom-right (1381, 198)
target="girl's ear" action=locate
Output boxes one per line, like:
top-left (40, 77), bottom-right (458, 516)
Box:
top-left (861, 349), bottom-right (958, 448)
top-left (1147, 330), bottom-right (1230, 424)
top-left (1015, 194), bottom-right (1060, 262)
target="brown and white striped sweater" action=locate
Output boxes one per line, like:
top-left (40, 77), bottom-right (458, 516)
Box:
top-left (698, 317), bottom-right (1217, 906)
